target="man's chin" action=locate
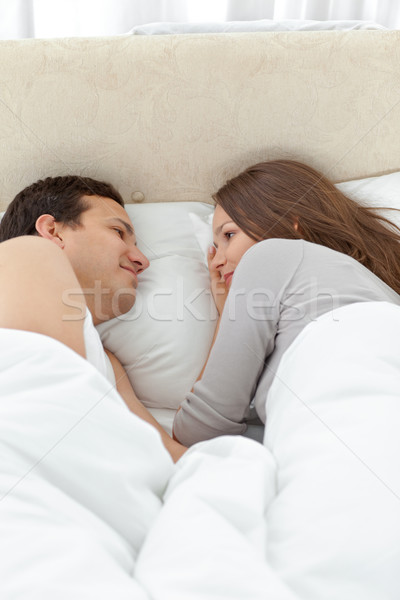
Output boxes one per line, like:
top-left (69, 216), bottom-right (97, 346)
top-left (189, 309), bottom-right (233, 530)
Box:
top-left (111, 290), bottom-right (137, 319)
top-left (94, 290), bottom-right (137, 323)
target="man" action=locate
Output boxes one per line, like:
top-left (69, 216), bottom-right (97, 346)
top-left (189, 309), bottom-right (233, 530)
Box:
top-left (0, 175), bottom-right (186, 461)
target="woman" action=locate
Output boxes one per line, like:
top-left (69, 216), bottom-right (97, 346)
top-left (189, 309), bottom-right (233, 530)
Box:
top-left (173, 160), bottom-right (400, 446)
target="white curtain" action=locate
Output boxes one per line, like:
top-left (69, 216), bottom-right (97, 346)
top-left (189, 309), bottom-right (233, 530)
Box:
top-left (0, 0), bottom-right (399, 39)
top-left (226, 0), bottom-right (400, 28)
top-left (0, 0), bottom-right (189, 39)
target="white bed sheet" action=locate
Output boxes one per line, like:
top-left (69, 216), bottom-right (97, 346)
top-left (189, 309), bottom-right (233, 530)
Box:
top-left (0, 329), bottom-right (172, 598)
top-left (264, 301), bottom-right (400, 600)
top-left (1, 302), bottom-right (399, 599)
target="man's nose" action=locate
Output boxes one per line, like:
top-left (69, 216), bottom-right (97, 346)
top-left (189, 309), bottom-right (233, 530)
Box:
top-left (128, 246), bottom-right (150, 274)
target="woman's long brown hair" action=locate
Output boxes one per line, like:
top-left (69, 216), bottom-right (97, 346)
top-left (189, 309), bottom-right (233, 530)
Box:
top-left (213, 160), bottom-right (400, 295)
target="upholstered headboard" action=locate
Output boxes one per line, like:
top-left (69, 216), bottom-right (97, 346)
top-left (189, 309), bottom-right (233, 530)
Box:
top-left (0, 30), bottom-right (399, 210)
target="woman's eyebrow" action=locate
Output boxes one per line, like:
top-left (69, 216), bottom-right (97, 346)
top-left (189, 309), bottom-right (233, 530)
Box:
top-left (214, 220), bottom-right (235, 236)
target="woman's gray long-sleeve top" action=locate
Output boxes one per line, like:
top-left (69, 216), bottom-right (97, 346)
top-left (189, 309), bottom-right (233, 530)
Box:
top-left (173, 239), bottom-right (400, 446)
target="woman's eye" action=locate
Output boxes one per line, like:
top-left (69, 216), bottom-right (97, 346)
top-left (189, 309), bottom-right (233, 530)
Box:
top-left (224, 232), bottom-right (234, 240)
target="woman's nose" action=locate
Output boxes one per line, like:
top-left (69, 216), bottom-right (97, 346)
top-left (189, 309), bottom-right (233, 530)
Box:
top-left (211, 247), bottom-right (226, 270)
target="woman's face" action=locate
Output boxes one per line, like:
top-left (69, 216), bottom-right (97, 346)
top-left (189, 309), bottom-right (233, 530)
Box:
top-left (211, 205), bottom-right (257, 288)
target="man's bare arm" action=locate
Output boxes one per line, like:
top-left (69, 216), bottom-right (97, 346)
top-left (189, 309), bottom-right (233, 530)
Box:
top-left (105, 349), bottom-right (187, 463)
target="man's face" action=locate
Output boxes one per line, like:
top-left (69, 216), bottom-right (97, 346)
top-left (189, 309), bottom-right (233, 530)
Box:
top-left (59, 196), bottom-right (149, 324)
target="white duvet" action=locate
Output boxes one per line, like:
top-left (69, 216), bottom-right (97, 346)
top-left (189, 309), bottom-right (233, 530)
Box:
top-left (1, 301), bottom-right (399, 599)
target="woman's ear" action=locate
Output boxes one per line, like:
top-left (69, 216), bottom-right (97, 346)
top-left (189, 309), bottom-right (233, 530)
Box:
top-left (35, 214), bottom-right (65, 248)
top-left (292, 217), bottom-right (305, 237)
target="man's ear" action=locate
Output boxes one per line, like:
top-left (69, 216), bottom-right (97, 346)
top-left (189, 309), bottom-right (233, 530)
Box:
top-left (35, 215), bottom-right (65, 248)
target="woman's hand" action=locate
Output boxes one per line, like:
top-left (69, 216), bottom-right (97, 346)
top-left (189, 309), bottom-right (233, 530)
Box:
top-left (208, 246), bottom-right (228, 316)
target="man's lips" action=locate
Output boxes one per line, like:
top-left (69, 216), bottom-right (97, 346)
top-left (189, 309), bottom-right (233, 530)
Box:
top-left (121, 266), bottom-right (138, 285)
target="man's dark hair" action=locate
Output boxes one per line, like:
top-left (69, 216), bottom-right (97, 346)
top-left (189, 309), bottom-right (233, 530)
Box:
top-left (0, 175), bottom-right (124, 242)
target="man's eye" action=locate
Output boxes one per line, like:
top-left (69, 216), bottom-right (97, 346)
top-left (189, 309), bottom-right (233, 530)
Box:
top-left (113, 228), bottom-right (124, 238)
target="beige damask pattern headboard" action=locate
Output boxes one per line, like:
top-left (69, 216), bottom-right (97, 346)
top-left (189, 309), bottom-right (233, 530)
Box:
top-left (0, 31), bottom-right (399, 210)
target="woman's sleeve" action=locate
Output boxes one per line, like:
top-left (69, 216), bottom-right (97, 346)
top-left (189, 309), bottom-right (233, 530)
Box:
top-left (173, 239), bottom-right (303, 446)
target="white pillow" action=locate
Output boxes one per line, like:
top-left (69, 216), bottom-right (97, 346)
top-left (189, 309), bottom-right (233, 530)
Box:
top-left (96, 202), bottom-right (217, 434)
top-left (188, 211), bottom-right (213, 262)
top-left (130, 19), bottom-right (385, 35)
top-left (337, 172), bottom-right (400, 230)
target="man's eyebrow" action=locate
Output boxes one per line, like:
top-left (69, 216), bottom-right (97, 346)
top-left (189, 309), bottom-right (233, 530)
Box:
top-left (107, 217), bottom-right (135, 237)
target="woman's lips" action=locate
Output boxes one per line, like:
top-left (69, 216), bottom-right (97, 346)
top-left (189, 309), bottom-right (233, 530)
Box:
top-left (223, 271), bottom-right (234, 286)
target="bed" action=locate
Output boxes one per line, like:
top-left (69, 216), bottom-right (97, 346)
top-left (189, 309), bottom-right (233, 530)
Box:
top-left (1, 28), bottom-right (400, 599)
